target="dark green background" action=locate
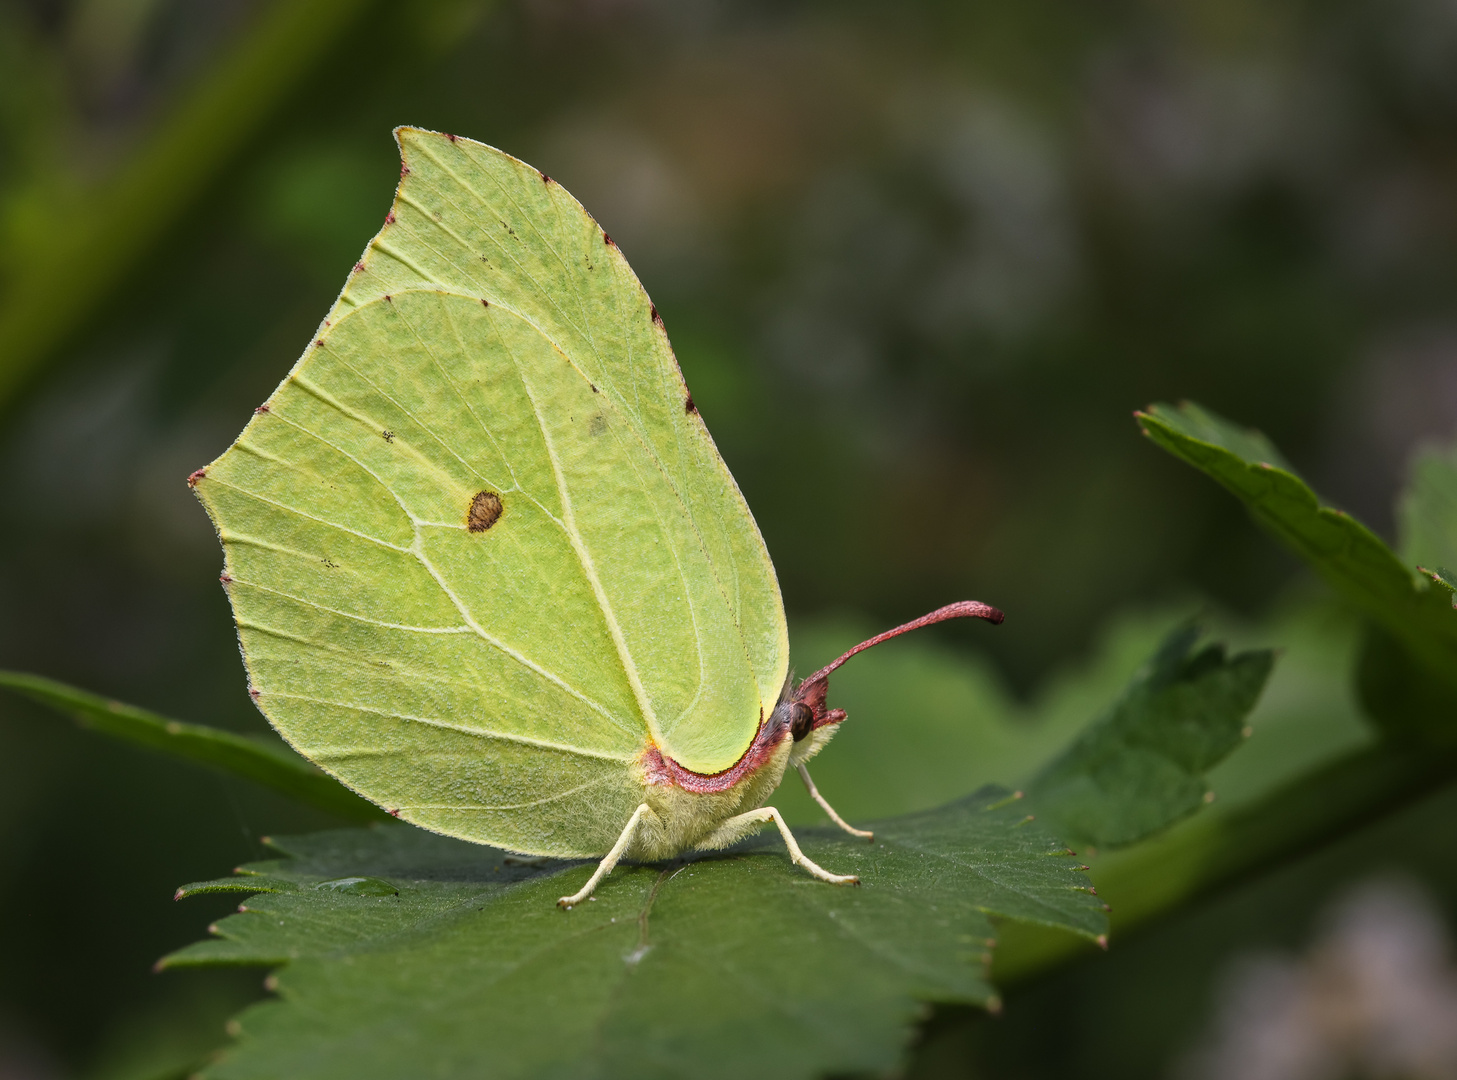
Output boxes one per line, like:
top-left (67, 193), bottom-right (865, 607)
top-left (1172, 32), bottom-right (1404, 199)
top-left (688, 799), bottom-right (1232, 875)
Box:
top-left (2, 0), bottom-right (1456, 1076)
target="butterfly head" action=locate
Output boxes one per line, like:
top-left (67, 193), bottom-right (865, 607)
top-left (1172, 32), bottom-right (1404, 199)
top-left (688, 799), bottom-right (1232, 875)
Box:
top-left (776, 600), bottom-right (1006, 765)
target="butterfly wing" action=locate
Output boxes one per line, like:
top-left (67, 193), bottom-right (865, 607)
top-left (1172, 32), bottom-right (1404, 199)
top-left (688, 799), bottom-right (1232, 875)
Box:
top-left (192, 129), bottom-right (789, 857)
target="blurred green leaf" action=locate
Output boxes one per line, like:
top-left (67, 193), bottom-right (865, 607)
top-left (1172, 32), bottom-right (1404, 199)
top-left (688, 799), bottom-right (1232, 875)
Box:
top-left (1399, 442), bottom-right (1457, 576)
top-left (163, 790), bottom-right (1105, 1080)
top-left (1028, 624), bottom-right (1274, 848)
top-left (1138, 401), bottom-right (1457, 742)
top-left (0, 671), bottom-right (386, 822)
top-left (1356, 623), bottom-right (1457, 747)
top-left (995, 741), bottom-right (1457, 986)
top-left (0, 0), bottom-right (377, 405)
top-left (1432, 566), bottom-right (1457, 601)
top-left (1356, 442), bottom-right (1457, 740)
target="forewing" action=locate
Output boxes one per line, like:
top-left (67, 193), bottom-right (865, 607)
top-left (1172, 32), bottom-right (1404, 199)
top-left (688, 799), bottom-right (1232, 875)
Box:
top-left (344, 129), bottom-right (789, 765)
top-left (195, 133), bottom-right (787, 851)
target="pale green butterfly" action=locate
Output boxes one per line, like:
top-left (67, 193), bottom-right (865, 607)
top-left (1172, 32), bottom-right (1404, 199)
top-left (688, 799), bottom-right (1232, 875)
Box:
top-left (190, 128), bottom-right (1003, 907)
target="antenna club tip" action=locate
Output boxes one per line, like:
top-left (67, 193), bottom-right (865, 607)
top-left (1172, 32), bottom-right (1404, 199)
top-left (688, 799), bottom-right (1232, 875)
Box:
top-left (800, 599), bottom-right (1009, 686)
top-left (939, 599), bottom-right (1004, 624)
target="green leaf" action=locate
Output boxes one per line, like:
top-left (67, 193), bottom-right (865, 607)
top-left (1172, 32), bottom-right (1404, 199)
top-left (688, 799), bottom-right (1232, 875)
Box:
top-left (0, 0), bottom-right (378, 403)
top-left (1355, 442), bottom-right (1457, 740)
top-left (1398, 442), bottom-right (1457, 610)
top-left (996, 741), bottom-right (1457, 987)
top-left (1137, 402), bottom-right (1457, 733)
top-left (1432, 566), bottom-right (1457, 603)
top-left (1399, 442), bottom-right (1457, 574)
top-left (1026, 624), bottom-right (1274, 848)
top-left (1355, 622), bottom-right (1457, 747)
top-left (164, 790), bottom-right (1105, 1080)
top-left (0, 671), bottom-right (386, 822)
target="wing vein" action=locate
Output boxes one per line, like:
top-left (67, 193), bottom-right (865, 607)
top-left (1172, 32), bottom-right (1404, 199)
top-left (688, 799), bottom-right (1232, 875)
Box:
top-left (485, 308), bottom-right (663, 743)
top-left (266, 692), bottom-right (634, 762)
top-left (209, 478), bottom-right (411, 553)
top-left (407, 149), bottom-right (592, 349)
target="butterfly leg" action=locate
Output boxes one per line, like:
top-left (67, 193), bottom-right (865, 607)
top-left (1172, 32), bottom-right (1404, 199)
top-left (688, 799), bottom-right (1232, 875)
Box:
top-left (797, 763), bottom-right (874, 840)
top-left (557, 803), bottom-right (653, 909)
top-left (698, 806), bottom-right (859, 886)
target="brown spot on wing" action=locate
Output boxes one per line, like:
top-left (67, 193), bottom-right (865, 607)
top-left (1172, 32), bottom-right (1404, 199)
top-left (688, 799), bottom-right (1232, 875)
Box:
top-left (467, 491), bottom-right (503, 532)
top-left (684, 395), bottom-right (697, 414)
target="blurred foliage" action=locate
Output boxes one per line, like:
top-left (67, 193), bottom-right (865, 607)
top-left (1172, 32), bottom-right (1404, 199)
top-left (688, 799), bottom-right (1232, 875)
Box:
top-left (1141, 400), bottom-right (1457, 746)
top-left (3, 0), bottom-right (1457, 1076)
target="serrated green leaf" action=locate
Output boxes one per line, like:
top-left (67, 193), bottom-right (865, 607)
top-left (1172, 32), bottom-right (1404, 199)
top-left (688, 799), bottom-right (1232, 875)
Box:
top-left (1137, 402), bottom-right (1457, 731)
top-left (1027, 624), bottom-right (1273, 848)
top-left (1398, 442), bottom-right (1457, 611)
top-left (1352, 439), bottom-right (1457, 741)
top-left (1399, 442), bottom-right (1457, 573)
top-left (163, 789), bottom-right (1105, 1080)
top-left (1140, 401), bottom-right (1295, 473)
top-left (1432, 566), bottom-right (1457, 603)
top-left (0, 671), bottom-right (386, 822)
top-left (996, 741), bottom-right (1457, 987)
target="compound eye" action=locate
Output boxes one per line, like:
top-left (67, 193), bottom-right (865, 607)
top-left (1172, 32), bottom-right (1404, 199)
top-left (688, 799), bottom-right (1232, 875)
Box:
top-left (788, 702), bottom-right (815, 742)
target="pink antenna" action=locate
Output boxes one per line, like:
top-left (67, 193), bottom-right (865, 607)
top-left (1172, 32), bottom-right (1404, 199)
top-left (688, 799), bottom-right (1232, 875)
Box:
top-left (799, 600), bottom-right (1004, 689)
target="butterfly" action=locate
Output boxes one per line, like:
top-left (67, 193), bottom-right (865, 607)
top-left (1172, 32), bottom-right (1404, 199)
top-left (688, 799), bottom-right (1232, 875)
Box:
top-left (190, 128), bottom-right (1002, 907)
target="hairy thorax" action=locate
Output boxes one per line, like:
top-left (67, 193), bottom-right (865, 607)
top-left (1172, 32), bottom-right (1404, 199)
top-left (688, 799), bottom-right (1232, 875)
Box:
top-left (627, 735), bottom-right (794, 862)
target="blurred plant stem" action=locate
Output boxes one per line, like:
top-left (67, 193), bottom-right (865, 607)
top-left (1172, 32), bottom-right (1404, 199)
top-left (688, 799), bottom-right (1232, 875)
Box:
top-left (0, 0), bottom-right (375, 408)
top-left (0, 670), bottom-right (389, 822)
top-left (994, 743), bottom-right (1457, 984)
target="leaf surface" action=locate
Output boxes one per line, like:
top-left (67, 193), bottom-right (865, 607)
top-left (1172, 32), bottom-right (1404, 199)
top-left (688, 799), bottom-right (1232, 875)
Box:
top-left (1137, 402), bottom-right (1457, 705)
top-left (1398, 441), bottom-right (1457, 603)
top-left (1355, 440), bottom-right (1457, 741)
top-left (164, 789), bottom-right (1105, 1080)
top-left (1026, 625), bottom-right (1274, 848)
